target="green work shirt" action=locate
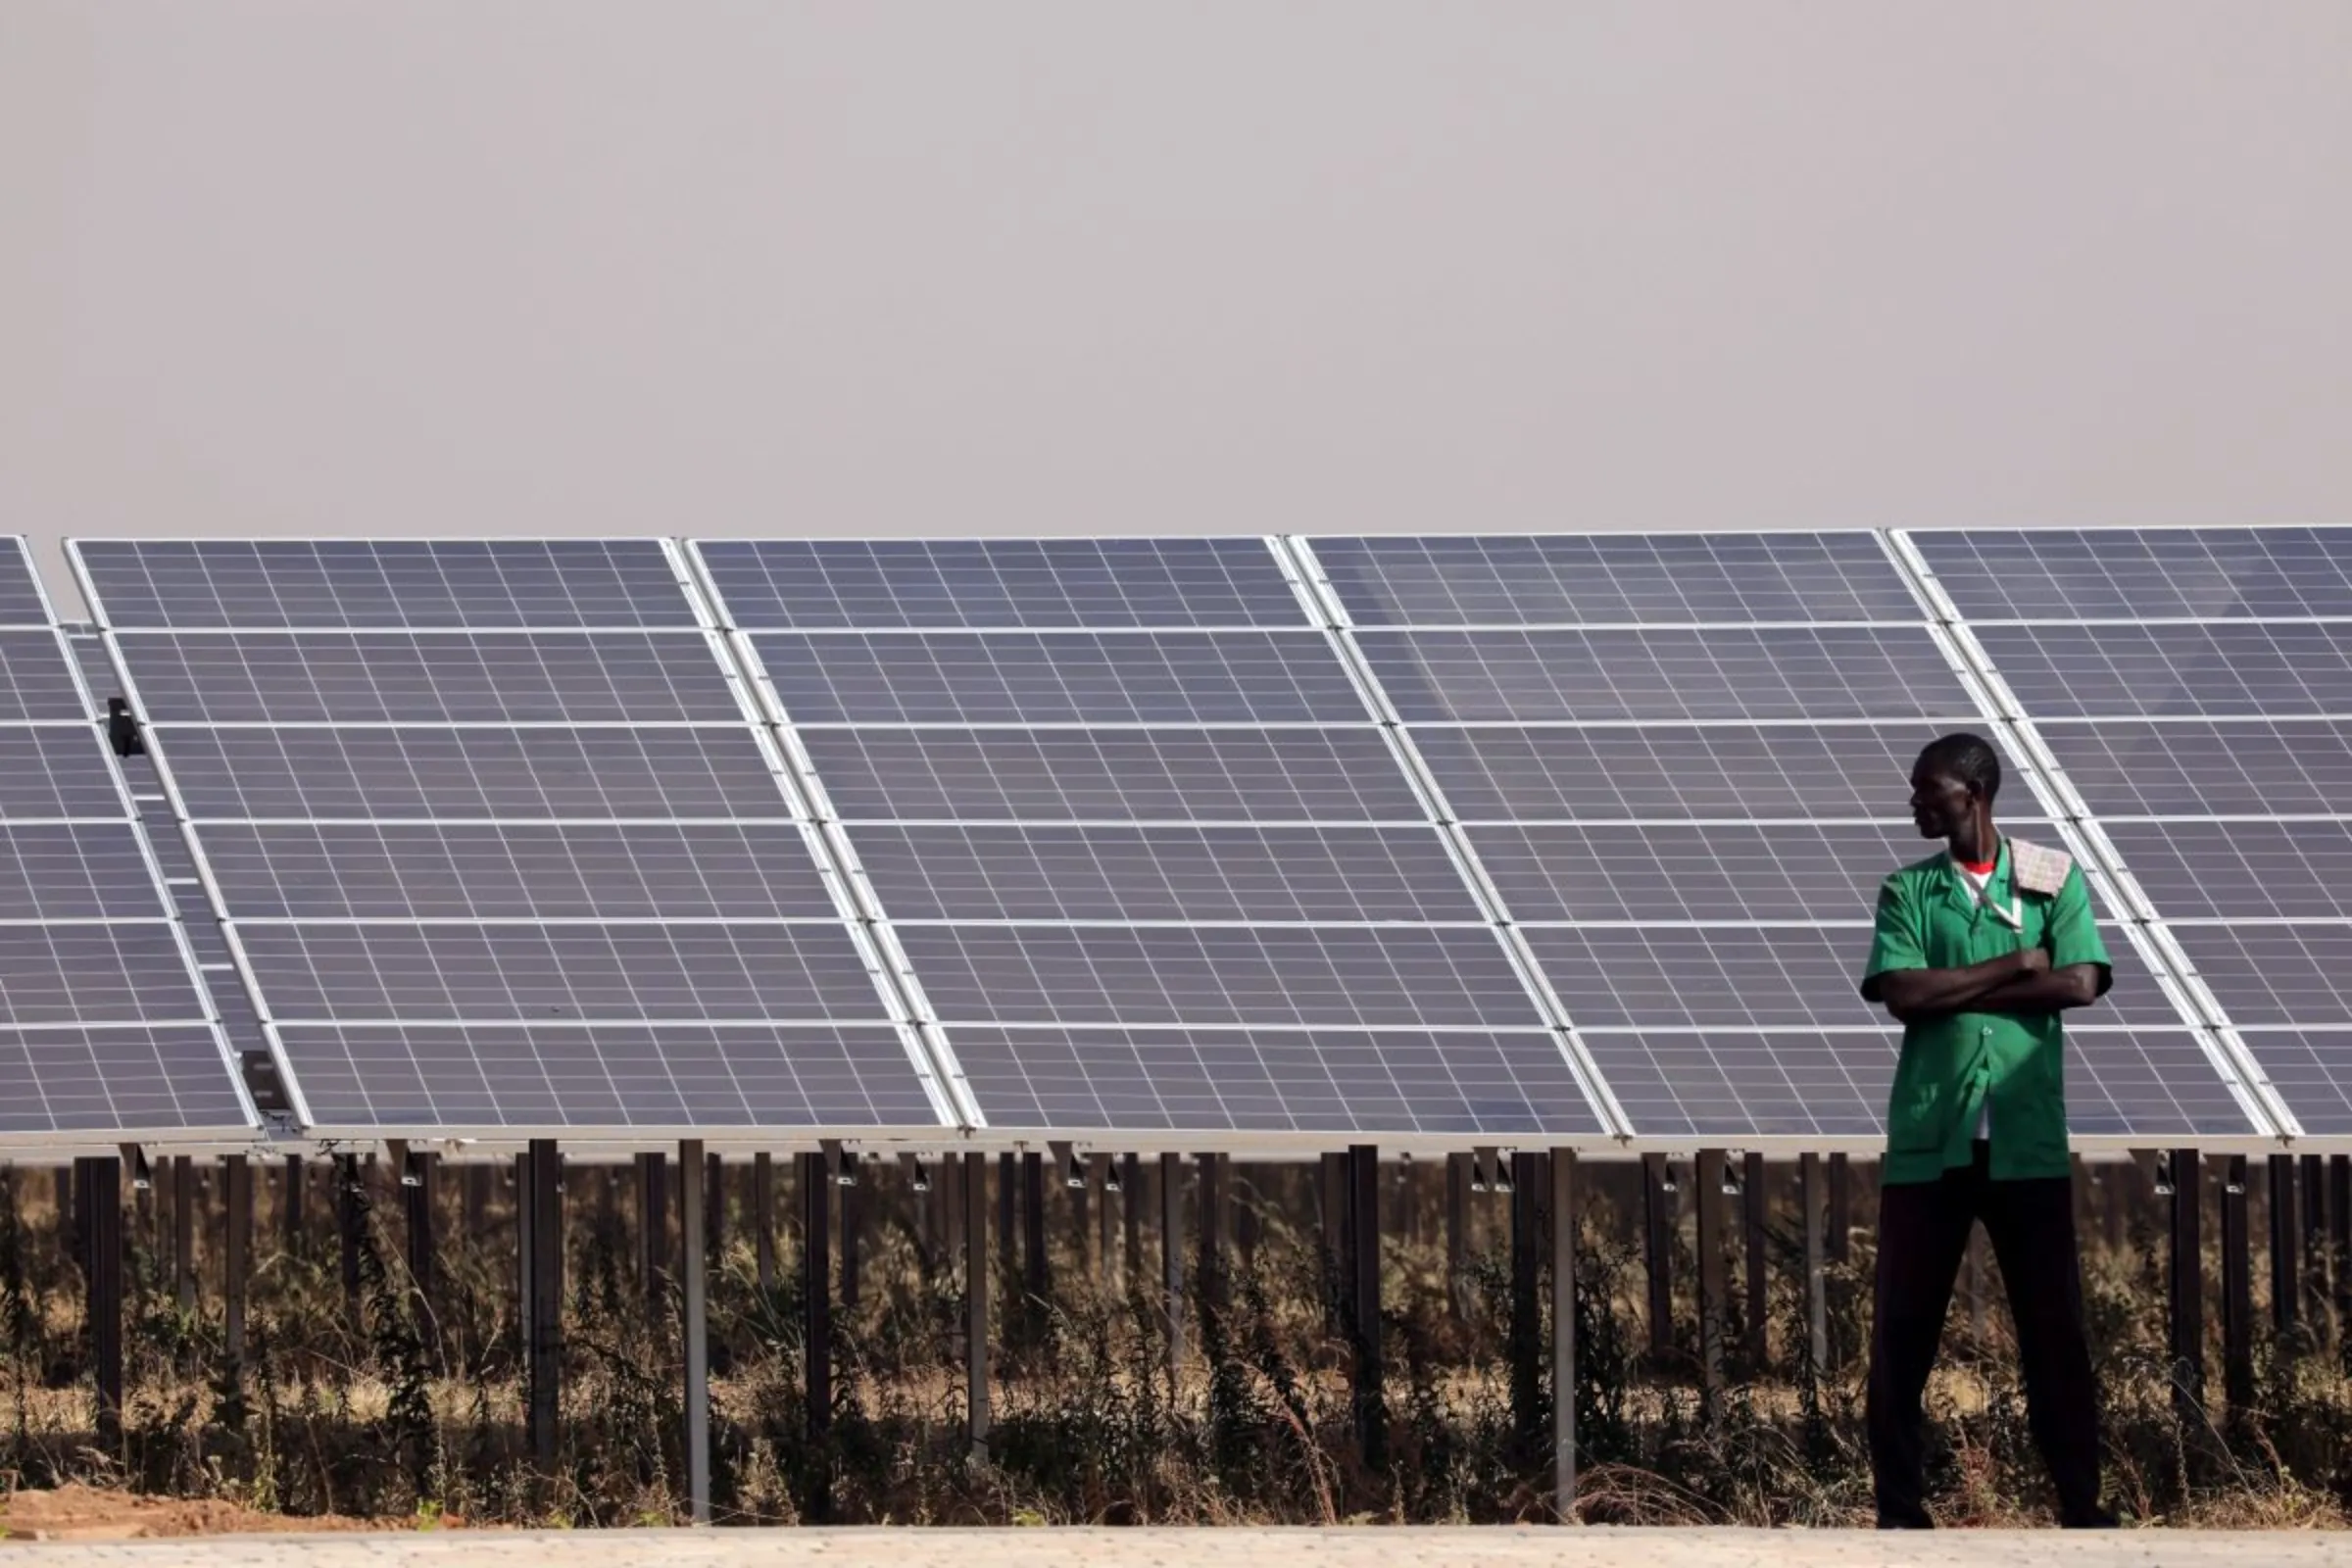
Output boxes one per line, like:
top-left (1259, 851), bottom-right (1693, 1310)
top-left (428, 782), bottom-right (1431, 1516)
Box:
top-left (1858, 840), bottom-right (2112, 1184)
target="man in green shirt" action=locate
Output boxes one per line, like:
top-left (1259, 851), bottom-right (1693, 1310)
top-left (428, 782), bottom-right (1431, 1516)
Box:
top-left (1858, 732), bottom-right (2116, 1530)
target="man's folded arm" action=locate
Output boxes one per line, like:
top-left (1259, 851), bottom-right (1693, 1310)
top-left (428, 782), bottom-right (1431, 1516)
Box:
top-left (1869, 951), bottom-right (2046, 1024)
top-left (1972, 963), bottom-right (2107, 1014)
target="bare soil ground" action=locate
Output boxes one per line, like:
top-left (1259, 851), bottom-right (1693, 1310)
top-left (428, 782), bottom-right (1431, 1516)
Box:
top-left (0, 1485), bottom-right (399, 1542)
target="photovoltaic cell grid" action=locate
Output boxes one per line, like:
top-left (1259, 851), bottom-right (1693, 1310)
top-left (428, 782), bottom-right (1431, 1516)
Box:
top-left (1304, 530), bottom-right (2251, 1142)
top-left (1911, 525), bottom-right (2352, 1139)
top-left (74, 538), bottom-right (946, 1137)
top-left (699, 536), bottom-right (1606, 1139)
top-left (0, 538), bottom-right (257, 1140)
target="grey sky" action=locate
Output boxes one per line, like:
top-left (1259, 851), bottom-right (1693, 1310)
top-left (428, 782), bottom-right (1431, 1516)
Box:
top-left (4, 3), bottom-right (2348, 615)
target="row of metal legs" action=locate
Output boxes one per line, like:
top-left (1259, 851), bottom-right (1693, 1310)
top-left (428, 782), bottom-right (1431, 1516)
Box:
top-left (33, 1143), bottom-right (2351, 1520)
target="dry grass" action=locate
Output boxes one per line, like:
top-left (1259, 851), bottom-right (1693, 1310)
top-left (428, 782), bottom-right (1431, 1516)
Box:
top-left (0, 1157), bottom-right (2347, 1531)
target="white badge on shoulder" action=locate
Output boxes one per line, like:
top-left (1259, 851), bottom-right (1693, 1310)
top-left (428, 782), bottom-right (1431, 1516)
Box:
top-left (2008, 838), bottom-right (2073, 896)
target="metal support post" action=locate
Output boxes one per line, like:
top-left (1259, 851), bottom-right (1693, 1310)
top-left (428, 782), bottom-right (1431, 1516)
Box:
top-left (1742, 1152), bottom-right (1767, 1372)
top-left (1198, 1153), bottom-right (1225, 1315)
top-left (1446, 1151), bottom-right (1470, 1320)
top-left (2169, 1149), bottom-right (2206, 1414)
top-left (1160, 1152), bottom-right (1184, 1380)
top-left (79, 1157), bottom-right (123, 1449)
top-left (524, 1140), bottom-right (563, 1470)
top-left (754, 1152), bottom-right (776, 1294)
top-left (639, 1151), bottom-right (669, 1313)
top-left (2303, 1152), bottom-right (2327, 1326)
top-left (336, 1153), bottom-right (364, 1331)
top-left (172, 1154), bottom-right (197, 1311)
top-left (1021, 1151), bottom-right (1047, 1321)
top-left (1694, 1150), bottom-right (1727, 1392)
top-left (1509, 1151), bottom-right (1542, 1468)
top-left (2222, 1154), bottom-right (2254, 1406)
top-left (1236, 1162), bottom-right (1259, 1275)
top-left (464, 1161), bottom-right (489, 1236)
top-left (1799, 1152), bottom-right (1827, 1376)
top-left (1642, 1152), bottom-right (1674, 1363)
top-left (704, 1152), bottom-right (724, 1266)
top-left (404, 1150), bottom-right (436, 1309)
top-left (1827, 1152), bottom-right (1850, 1262)
top-left (841, 1166), bottom-right (861, 1311)
top-left (997, 1152), bottom-right (1016, 1304)
top-left (1092, 1153), bottom-right (1113, 1283)
top-left (801, 1150), bottom-right (833, 1498)
top-left (679, 1141), bottom-right (710, 1525)
top-left (281, 1154), bottom-right (304, 1256)
top-left (1549, 1151), bottom-right (1577, 1523)
top-left (964, 1151), bottom-right (990, 1458)
top-left (1122, 1152), bottom-right (1143, 1286)
top-left (223, 1154), bottom-right (251, 1362)
top-left (1348, 1145), bottom-right (1385, 1467)
top-left (2271, 1152), bottom-right (2300, 1344)
top-left (2334, 1155), bottom-right (2352, 1354)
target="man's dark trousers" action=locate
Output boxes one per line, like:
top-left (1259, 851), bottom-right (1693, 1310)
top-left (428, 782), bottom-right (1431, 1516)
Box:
top-left (1867, 1140), bottom-right (2104, 1526)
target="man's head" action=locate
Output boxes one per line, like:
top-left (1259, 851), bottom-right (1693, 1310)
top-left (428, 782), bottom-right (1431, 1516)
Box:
top-left (1908, 732), bottom-right (2000, 841)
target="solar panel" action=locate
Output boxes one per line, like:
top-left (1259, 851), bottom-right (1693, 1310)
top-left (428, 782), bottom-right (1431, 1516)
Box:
top-left (1579, 1025), bottom-right (2255, 1142)
top-left (1469, 822), bottom-right (1955, 923)
top-left (1410, 722), bottom-right (2008, 821)
top-left (74, 539), bottom-right (699, 630)
top-left (698, 536), bottom-right (1603, 1140)
top-left (2104, 820), bottom-right (2352, 922)
top-left (0, 727), bottom-right (126, 818)
top-left (753, 630), bottom-right (1369, 725)
top-left (0, 822), bottom-right (172, 919)
top-left (0, 1027), bottom-right (259, 1137)
top-left (237, 921), bottom-right (891, 1024)
top-left (1974, 622), bottom-right (2352, 719)
top-left (1919, 527), bottom-right (2352, 1140)
top-left (798, 727), bottom-right (1428, 823)
top-left (2229, 1030), bottom-right (2352, 1137)
top-left (854, 826), bottom-right (1483, 923)
top-left (1312, 531), bottom-right (1918, 626)
top-left (275, 1023), bottom-right (942, 1134)
top-left (117, 631), bottom-right (742, 724)
top-left (1293, 530), bottom-right (2258, 1142)
top-left (80, 537), bottom-right (948, 1137)
top-left (2034, 718), bottom-right (2352, 817)
top-left (700, 537), bottom-right (1309, 630)
top-left (1355, 627), bottom-right (1980, 723)
top-left (0, 632), bottom-right (91, 721)
top-left (160, 726), bottom-right (789, 820)
top-left (946, 1026), bottom-right (1605, 1136)
top-left (198, 822), bottom-right (841, 920)
top-left (0, 539), bottom-right (49, 626)
top-left (0, 574), bottom-right (260, 1140)
top-left (1913, 526), bottom-right (2352, 621)
top-left (1524, 924), bottom-right (2176, 1033)
top-left (0, 924), bottom-right (209, 1028)
top-left (901, 925), bottom-right (1544, 1031)
top-left (2169, 925), bottom-right (2352, 1028)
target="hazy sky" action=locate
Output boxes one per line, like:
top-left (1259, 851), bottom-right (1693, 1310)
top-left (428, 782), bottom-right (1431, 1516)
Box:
top-left (4, 3), bottom-right (2348, 614)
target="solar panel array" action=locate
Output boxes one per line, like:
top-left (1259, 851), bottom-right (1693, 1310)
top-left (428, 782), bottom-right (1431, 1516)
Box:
top-left (694, 539), bottom-right (1608, 1140)
top-left (25, 526), bottom-right (2344, 1152)
top-left (0, 538), bottom-right (257, 1142)
top-left (1909, 526), bottom-right (2352, 1138)
top-left (74, 540), bottom-right (951, 1139)
top-left (1303, 532), bottom-right (2257, 1144)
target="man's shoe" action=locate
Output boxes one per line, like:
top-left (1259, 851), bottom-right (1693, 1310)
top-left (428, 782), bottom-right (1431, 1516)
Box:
top-left (1876, 1510), bottom-right (1934, 1530)
top-left (2061, 1507), bottom-right (2121, 1529)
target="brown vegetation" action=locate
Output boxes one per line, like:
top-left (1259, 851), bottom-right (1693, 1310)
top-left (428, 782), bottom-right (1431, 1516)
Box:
top-left (0, 1156), bottom-right (2346, 1531)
